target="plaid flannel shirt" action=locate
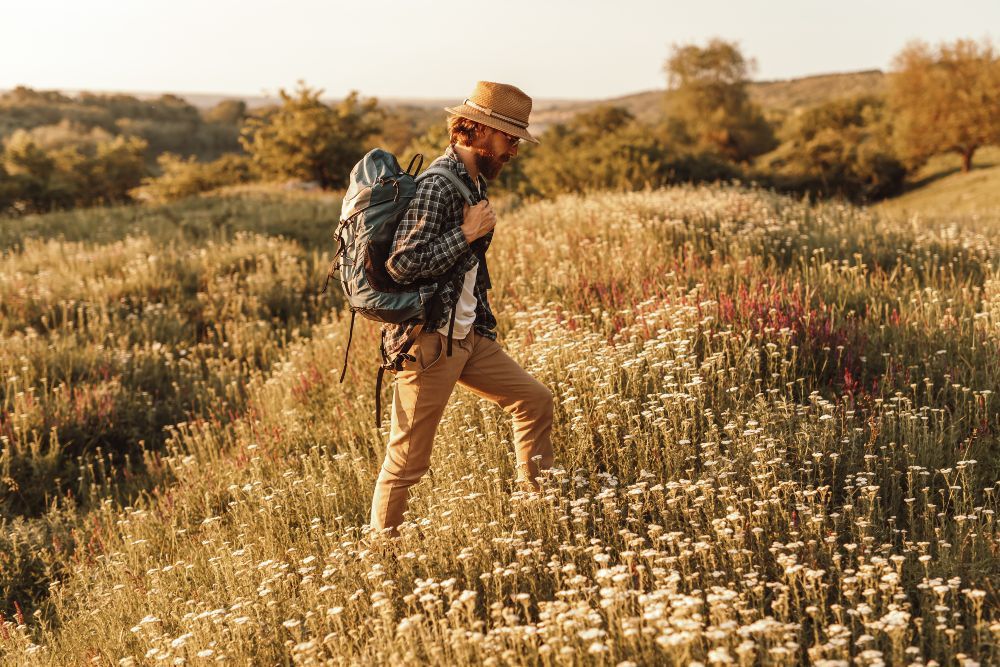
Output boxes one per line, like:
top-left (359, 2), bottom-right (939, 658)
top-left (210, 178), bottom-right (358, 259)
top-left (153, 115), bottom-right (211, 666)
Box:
top-left (381, 146), bottom-right (497, 362)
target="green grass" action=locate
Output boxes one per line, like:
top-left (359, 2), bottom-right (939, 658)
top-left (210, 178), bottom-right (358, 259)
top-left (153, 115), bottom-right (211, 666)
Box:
top-left (0, 188), bottom-right (343, 251)
top-left (879, 146), bottom-right (1000, 217)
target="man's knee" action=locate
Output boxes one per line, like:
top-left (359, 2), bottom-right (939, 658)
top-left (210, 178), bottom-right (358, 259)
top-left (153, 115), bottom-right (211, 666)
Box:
top-left (378, 459), bottom-right (431, 487)
top-left (537, 385), bottom-right (554, 419)
top-left (511, 381), bottom-right (553, 421)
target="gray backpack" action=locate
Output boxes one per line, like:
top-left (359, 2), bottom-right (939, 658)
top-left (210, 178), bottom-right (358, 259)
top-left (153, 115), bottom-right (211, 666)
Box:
top-left (327, 148), bottom-right (474, 424)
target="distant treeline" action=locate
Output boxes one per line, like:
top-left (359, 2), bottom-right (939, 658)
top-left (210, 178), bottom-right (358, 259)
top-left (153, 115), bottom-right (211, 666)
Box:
top-left (0, 88), bottom-right (245, 211)
top-left (2, 36), bottom-right (999, 215)
top-left (509, 37), bottom-right (999, 203)
top-left (0, 85), bottom-right (438, 214)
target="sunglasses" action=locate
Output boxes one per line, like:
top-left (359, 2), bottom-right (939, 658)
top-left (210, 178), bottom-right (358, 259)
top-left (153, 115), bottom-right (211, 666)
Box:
top-left (498, 130), bottom-right (521, 147)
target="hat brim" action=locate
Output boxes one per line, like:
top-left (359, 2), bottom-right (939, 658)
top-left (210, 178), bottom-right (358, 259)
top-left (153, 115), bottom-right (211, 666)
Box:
top-left (444, 105), bottom-right (540, 144)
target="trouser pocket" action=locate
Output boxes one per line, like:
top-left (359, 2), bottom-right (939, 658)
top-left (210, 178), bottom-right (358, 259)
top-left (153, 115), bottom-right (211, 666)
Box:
top-left (410, 332), bottom-right (445, 374)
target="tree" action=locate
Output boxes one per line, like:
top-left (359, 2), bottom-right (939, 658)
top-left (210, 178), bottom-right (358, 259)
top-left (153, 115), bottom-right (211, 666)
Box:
top-left (402, 123), bottom-right (449, 171)
top-left (202, 99), bottom-right (247, 125)
top-left (520, 106), bottom-right (645, 196)
top-left (375, 106), bottom-right (441, 157)
top-left (131, 152), bottom-right (251, 203)
top-left (1, 130), bottom-right (148, 211)
top-left (518, 105), bottom-right (738, 198)
top-left (759, 96), bottom-right (906, 201)
top-left (240, 82), bottom-right (382, 188)
top-left (198, 100), bottom-right (247, 158)
top-left (664, 39), bottom-right (776, 162)
top-left (2, 131), bottom-right (57, 210)
top-left (87, 135), bottom-right (149, 203)
top-left (0, 161), bottom-right (16, 215)
top-left (890, 38), bottom-right (1000, 172)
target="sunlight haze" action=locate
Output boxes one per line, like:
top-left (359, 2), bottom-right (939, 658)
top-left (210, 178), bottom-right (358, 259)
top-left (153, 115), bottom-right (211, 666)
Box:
top-left (4, 0), bottom-right (999, 100)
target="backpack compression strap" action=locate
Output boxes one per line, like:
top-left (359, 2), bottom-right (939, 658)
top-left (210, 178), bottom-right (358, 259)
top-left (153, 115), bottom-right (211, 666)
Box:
top-left (374, 323), bottom-right (424, 428)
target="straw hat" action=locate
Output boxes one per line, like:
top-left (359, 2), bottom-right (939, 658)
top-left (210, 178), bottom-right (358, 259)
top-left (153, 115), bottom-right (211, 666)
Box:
top-left (445, 81), bottom-right (539, 144)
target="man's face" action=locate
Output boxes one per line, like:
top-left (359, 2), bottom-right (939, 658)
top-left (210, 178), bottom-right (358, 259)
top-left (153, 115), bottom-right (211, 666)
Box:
top-left (471, 128), bottom-right (520, 180)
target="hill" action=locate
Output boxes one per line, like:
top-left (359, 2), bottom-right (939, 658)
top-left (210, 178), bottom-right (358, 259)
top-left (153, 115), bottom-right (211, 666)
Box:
top-left (5, 69), bottom-right (887, 135)
top-left (878, 146), bottom-right (1000, 216)
top-left (2, 185), bottom-right (998, 663)
top-left (750, 69), bottom-right (886, 114)
top-left (528, 69), bottom-right (887, 130)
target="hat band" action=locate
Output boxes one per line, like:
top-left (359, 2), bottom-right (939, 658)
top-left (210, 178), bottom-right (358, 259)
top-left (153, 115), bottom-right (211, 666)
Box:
top-left (463, 99), bottom-right (528, 129)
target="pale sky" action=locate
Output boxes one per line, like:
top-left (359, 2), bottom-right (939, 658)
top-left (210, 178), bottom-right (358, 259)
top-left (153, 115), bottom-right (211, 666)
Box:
top-left (3, 0), bottom-right (998, 101)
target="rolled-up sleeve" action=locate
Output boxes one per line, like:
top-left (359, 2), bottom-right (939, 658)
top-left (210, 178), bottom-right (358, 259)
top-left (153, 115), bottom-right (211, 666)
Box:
top-left (385, 177), bottom-right (470, 284)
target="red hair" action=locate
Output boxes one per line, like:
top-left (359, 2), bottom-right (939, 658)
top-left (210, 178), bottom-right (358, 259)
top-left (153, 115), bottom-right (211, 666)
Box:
top-left (448, 116), bottom-right (491, 146)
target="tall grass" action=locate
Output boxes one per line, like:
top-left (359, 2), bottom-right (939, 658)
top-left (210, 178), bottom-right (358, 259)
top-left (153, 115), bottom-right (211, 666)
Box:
top-left (2, 187), bottom-right (998, 664)
top-left (0, 191), bottom-right (339, 620)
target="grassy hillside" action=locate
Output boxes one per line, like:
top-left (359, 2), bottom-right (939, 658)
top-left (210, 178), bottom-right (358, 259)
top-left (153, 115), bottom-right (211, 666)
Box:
top-left (1, 185), bottom-right (998, 664)
top-left (529, 70), bottom-right (887, 130)
top-left (0, 191), bottom-right (341, 617)
top-left (751, 69), bottom-right (886, 114)
top-left (879, 146), bottom-right (1000, 216)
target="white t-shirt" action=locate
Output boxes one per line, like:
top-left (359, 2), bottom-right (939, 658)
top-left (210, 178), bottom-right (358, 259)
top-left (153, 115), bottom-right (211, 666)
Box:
top-left (437, 263), bottom-right (478, 339)
top-left (437, 178), bottom-right (483, 340)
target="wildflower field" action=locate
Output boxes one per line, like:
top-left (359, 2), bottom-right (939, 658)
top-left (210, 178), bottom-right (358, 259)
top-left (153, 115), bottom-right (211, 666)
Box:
top-left (1, 186), bottom-right (998, 665)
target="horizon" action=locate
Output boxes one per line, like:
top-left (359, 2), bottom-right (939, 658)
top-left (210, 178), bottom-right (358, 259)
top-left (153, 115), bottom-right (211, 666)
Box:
top-left (3, 67), bottom-right (888, 109)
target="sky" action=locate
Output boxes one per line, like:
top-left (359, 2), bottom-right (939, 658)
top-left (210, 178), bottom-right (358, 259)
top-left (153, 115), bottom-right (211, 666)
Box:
top-left (3, 0), bottom-right (999, 101)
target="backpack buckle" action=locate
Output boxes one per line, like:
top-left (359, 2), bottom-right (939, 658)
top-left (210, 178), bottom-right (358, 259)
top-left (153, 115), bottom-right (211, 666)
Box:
top-left (384, 352), bottom-right (415, 373)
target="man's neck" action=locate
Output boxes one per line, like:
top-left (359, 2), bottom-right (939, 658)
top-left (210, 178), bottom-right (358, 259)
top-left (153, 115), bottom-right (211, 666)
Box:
top-left (453, 143), bottom-right (479, 183)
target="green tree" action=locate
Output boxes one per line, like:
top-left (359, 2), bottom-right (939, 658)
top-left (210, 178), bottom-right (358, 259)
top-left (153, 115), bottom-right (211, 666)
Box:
top-left (1, 130), bottom-right (148, 211)
top-left (759, 96), bottom-right (905, 201)
top-left (890, 38), bottom-right (1000, 172)
top-left (131, 152), bottom-right (251, 203)
top-left (519, 105), bottom-right (738, 198)
top-left (402, 123), bottom-right (450, 172)
top-left (664, 39), bottom-right (776, 162)
top-left (2, 131), bottom-right (58, 210)
top-left (88, 135), bottom-right (149, 203)
top-left (0, 161), bottom-right (16, 214)
top-left (240, 83), bottom-right (382, 188)
top-left (199, 100), bottom-right (248, 157)
top-left (374, 106), bottom-right (442, 157)
top-left (202, 99), bottom-right (247, 125)
top-left (0, 86), bottom-right (76, 135)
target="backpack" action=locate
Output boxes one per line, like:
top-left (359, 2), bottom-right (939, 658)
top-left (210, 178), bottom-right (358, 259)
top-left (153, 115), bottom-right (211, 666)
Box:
top-left (326, 148), bottom-right (475, 426)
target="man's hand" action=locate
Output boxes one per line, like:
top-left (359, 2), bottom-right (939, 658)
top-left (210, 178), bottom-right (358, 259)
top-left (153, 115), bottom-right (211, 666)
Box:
top-left (461, 201), bottom-right (496, 244)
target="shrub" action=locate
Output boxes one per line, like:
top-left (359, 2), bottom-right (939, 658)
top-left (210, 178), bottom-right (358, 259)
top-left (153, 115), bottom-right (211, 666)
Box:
top-left (664, 38), bottom-right (777, 162)
top-left (757, 95), bottom-right (906, 201)
top-left (0, 162), bottom-right (16, 215)
top-left (1, 131), bottom-right (147, 212)
top-left (130, 152), bottom-right (253, 203)
top-left (518, 106), bottom-right (741, 198)
top-left (240, 83), bottom-right (382, 188)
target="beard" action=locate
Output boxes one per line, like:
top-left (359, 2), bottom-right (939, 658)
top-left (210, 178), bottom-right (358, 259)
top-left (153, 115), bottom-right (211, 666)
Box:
top-left (473, 147), bottom-right (508, 180)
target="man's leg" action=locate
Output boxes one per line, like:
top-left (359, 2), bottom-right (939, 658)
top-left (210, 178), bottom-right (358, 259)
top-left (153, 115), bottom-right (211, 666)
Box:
top-left (458, 334), bottom-right (554, 490)
top-left (370, 333), bottom-right (467, 535)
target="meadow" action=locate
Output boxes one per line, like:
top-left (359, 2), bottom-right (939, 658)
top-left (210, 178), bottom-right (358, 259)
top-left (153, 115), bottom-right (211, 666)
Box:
top-left (1, 184), bottom-right (998, 665)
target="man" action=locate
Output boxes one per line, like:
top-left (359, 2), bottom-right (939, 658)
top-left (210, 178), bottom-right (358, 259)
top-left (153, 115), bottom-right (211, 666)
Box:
top-left (369, 81), bottom-right (554, 537)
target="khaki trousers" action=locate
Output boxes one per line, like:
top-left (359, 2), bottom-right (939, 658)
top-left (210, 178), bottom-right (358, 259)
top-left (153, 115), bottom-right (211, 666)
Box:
top-left (369, 331), bottom-right (554, 535)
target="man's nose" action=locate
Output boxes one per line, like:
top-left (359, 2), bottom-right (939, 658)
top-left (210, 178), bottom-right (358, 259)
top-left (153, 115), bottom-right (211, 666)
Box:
top-left (509, 143), bottom-right (518, 158)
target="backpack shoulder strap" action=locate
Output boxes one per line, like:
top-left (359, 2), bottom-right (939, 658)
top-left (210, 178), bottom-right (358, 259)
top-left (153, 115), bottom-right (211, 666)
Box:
top-left (416, 166), bottom-right (476, 206)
